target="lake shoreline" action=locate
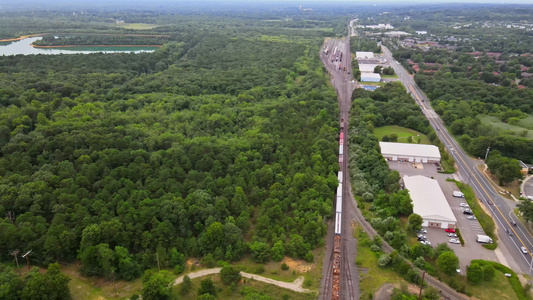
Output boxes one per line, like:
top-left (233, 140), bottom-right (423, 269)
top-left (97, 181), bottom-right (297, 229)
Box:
top-left (0, 32), bottom-right (170, 42)
top-left (31, 44), bottom-right (162, 48)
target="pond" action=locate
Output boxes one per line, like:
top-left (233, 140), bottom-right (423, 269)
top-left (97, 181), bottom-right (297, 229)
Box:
top-left (0, 37), bottom-right (157, 56)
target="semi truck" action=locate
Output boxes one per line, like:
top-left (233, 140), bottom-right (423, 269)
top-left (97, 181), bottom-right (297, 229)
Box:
top-left (476, 234), bottom-right (493, 244)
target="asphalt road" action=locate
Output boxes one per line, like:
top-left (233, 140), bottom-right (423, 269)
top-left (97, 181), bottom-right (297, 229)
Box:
top-left (319, 37), bottom-right (359, 300)
top-left (382, 45), bottom-right (533, 275)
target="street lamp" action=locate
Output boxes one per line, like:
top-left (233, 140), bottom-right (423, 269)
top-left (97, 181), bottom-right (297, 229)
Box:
top-left (484, 146), bottom-right (491, 161)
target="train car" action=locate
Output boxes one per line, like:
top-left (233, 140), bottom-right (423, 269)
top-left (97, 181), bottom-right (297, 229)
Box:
top-left (337, 171), bottom-right (343, 184)
top-left (339, 144), bottom-right (343, 156)
top-left (336, 184), bottom-right (343, 213)
top-left (339, 155), bottom-right (343, 163)
top-left (334, 212), bottom-right (342, 235)
top-left (340, 118), bottom-right (345, 130)
top-left (339, 132), bottom-right (344, 145)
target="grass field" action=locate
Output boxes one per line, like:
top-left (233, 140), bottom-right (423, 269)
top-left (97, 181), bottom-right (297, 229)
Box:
top-left (63, 264), bottom-right (144, 300)
top-left (374, 125), bottom-right (431, 144)
top-left (63, 247), bottom-right (323, 300)
top-left (355, 224), bottom-right (405, 299)
top-left (465, 271), bottom-right (519, 300)
top-left (170, 274), bottom-right (315, 300)
top-left (479, 115), bottom-right (533, 139)
top-left (115, 23), bottom-right (160, 30)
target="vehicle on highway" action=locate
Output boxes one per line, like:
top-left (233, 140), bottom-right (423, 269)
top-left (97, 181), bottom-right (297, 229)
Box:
top-left (445, 228), bottom-right (456, 233)
top-left (459, 203), bottom-right (469, 207)
top-left (511, 221), bottom-right (517, 226)
top-left (507, 228), bottom-right (514, 236)
top-left (449, 239), bottom-right (460, 244)
top-left (463, 210), bottom-right (474, 215)
top-left (417, 229), bottom-right (427, 234)
top-left (447, 233), bottom-right (458, 237)
top-left (467, 215), bottom-right (476, 220)
top-left (521, 247), bottom-right (528, 254)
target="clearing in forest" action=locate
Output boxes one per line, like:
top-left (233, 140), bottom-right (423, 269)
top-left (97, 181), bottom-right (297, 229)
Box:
top-left (374, 125), bottom-right (431, 144)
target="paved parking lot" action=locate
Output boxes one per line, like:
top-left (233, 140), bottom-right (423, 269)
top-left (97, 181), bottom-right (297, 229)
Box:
top-left (388, 161), bottom-right (499, 271)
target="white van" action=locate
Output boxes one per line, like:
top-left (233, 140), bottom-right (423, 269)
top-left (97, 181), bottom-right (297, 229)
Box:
top-left (453, 191), bottom-right (465, 198)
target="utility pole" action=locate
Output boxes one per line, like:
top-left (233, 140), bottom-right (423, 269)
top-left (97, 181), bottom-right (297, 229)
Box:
top-left (484, 146), bottom-right (491, 161)
top-left (22, 250), bottom-right (32, 270)
top-left (10, 250), bottom-right (21, 277)
top-left (418, 271), bottom-right (426, 300)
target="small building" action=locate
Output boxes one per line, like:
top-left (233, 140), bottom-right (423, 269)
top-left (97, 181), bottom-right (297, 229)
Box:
top-left (379, 142), bottom-right (440, 163)
top-left (356, 51), bottom-right (374, 60)
top-left (403, 175), bottom-right (457, 228)
top-left (359, 64), bottom-right (377, 73)
top-left (360, 73), bottom-right (381, 82)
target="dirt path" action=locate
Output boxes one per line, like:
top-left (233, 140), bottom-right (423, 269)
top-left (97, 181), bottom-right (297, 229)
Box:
top-left (173, 268), bottom-right (312, 293)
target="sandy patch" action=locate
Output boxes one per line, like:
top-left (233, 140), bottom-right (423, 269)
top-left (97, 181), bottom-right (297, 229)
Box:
top-left (282, 257), bottom-right (312, 273)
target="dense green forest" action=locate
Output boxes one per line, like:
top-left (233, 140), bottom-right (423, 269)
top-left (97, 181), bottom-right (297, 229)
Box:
top-left (0, 8), bottom-right (344, 289)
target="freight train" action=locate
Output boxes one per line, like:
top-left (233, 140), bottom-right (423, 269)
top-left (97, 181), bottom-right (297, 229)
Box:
top-left (332, 129), bottom-right (344, 300)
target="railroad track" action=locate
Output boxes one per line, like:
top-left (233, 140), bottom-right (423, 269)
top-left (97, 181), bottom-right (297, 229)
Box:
top-left (322, 252), bottom-right (334, 300)
top-left (342, 241), bottom-right (356, 300)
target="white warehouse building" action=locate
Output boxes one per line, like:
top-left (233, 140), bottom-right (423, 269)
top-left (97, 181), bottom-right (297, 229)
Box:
top-left (356, 51), bottom-right (374, 60)
top-left (379, 142), bottom-right (440, 163)
top-left (361, 73), bottom-right (381, 82)
top-left (403, 175), bottom-right (456, 228)
top-left (359, 64), bottom-right (377, 73)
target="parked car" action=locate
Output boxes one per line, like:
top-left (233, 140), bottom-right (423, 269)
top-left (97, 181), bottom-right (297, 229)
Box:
top-left (467, 216), bottom-right (477, 220)
top-left (447, 233), bottom-right (458, 238)
top-left (460, 203), bottom-right (469, 208)
top-left (417, 229), bottom-right (427, 234)
top-left (420, 240), bottom-right (431, 245)
top-left (463, 210), bottom-right (474, 215)
top-left (417, 236), bottom-right (427, 241)
top-left (449, 239), bottom-right (460, 244)
top-left (445, 228), bottom-right (456, 233)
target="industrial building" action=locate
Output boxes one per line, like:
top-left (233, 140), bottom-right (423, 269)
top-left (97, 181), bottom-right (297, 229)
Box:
top-left (360, 73), bottom-right (381, 82)
top-left (359, 64), bottom-right (377, 73)
top-left (379, 142), bottom-right (440, 163)
top-left (403, 175), bottom-right (457, 228)
top-left (356, 51), bottom-right (374, 60)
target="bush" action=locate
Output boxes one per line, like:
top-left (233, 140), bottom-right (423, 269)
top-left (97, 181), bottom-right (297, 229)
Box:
top-left (253, 266), bottom-right (265, 274)
top-left (437, 251), bottom-right (459, 276)
top-left (220, 266), bottom-right (241, 285)
top-left (303, 279), bottom-right (312, 288)
top-left (180, 275), bottom-right (192, 295)
top-left (377, 253), bottom-right (391, 267)
top-left (304, 250), bottom-right (314, 262)
top-left (414, 257), bottom-right (425, 269)
top-left (482, 265), bottom-right (495, 281)
top-left (370, 244), bottom-right (381, 252)
top-left (281, 263), bottom-right (289, 271)
top-left (467, 263), bottom-right (483, 284)
top-left (198, 278), bottom-right (216, 297)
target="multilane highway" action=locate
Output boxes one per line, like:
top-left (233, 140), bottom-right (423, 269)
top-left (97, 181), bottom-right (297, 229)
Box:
top-left (382, 45), bottom-right (533, 275)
